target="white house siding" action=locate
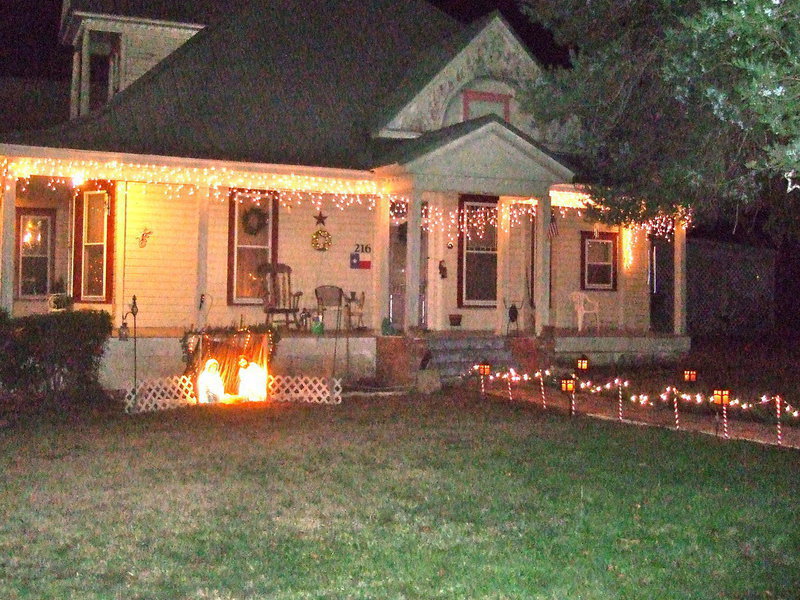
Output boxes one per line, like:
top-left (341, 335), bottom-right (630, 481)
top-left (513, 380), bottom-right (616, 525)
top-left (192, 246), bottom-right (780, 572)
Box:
top-left (204, 194), bottom-right (378, 330)
top-left (121, 28), bottom-right (197, 90)
top-left (119, 182), bottom-right (198, 329)
top-left (549, 211), bottom-right (650, 331)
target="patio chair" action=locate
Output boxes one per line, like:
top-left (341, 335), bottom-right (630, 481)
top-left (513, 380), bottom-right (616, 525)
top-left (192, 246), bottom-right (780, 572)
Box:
top-left (315, 285), bottom-right (344, 332)
top-left (259, 263), bottom-right (302, 328)
top-left (569, 291), bottom-right (600, 333)
top-left (346, 291), bottom-right (366, 330)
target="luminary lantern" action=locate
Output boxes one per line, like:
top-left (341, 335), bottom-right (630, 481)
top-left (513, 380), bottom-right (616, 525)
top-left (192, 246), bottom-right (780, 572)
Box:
top-left (576, 355), bottom-right (589, 372)
top-left (560, 377), bottom-right (576, 393)
top-left (683, 369), bottom-right (697, 382)
top-left (712, 389), bottom-right (730, 405)
top-left (476, 361), bottom-right (492, 377)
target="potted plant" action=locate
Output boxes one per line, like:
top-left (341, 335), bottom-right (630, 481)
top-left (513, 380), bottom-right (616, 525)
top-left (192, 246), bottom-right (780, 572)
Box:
top-left (48, 277), bottom-right (73, 312)
top-left (448, 313), bottom-right (462, 327)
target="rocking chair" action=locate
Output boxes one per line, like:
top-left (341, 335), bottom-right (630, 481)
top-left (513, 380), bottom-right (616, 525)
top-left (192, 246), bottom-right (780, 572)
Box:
top-left (259, 263), bottom-right (302, 328)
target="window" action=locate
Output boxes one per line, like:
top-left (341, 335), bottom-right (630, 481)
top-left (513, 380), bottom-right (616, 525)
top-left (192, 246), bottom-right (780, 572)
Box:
top-left (462, 90), bottom-right (511, 122)
top-left (73, 181), bottom-right (114, 302)
top-left (16, 208), bottom-right (55, 297)
top-left (458, 195), bottom-right (497, 307)
top-left (228, 189), bottom-right (278, 304)
top-left (581, 231), bottom-right (618, 291)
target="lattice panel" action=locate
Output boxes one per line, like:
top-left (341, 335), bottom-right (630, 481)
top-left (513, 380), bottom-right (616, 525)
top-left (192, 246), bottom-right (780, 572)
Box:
top-left (269, 376), bottom-right (342, 404)
top-left (123, 375), bottom-right (341, 414)
top-left (124, 375), bottom-right (196, 414)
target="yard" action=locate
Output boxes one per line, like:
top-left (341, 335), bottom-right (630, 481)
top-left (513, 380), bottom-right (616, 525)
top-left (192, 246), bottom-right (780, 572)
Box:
top-left (1, 385), bottom-right (798, 599)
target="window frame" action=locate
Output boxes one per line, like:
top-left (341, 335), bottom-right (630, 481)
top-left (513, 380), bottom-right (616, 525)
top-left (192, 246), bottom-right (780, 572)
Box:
top-left (462, 89), bottom-right (511, 122)
top-left (457, 195), bottom-right (498, 308)
top-left (580, 231), bottom-right (618, 291)
top-left (227, 188), bottom-right (279, 305)
top-left (15, 207), bottom-right (56, 298)
top-left (72, 181), bottom-right (115, 303)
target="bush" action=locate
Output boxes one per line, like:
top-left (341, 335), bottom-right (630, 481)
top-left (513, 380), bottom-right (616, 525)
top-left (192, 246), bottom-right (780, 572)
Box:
top-left (0, 310), bottom-right (112, 397)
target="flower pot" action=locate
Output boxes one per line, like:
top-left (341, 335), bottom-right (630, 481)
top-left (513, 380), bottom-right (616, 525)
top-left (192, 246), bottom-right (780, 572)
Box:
top-left (448, 314), bottom-right (462, 327)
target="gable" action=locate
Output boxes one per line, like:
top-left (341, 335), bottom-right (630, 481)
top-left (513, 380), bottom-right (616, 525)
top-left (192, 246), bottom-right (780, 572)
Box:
top-left (380, 116), bottom-right (573, 197)
top-left (379, 13), bottom-right (543, 139)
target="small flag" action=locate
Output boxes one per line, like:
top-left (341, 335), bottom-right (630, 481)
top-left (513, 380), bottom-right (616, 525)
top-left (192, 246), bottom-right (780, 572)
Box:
top-left (349, 252), bottom-right (371, 269)
top-left (548, 213), bottom-right (559, 239)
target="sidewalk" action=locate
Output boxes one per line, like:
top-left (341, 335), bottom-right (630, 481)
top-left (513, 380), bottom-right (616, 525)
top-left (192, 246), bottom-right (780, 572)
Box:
top-left (488, 384), bottom-right (799, 450)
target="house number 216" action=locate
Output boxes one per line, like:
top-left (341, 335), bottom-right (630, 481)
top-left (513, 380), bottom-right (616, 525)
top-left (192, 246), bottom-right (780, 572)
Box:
top-left (354, 244), bottom-right (371, 253)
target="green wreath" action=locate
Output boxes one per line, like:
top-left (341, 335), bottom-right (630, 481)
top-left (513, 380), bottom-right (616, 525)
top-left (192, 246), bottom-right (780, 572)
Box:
top-left (241, 207), bottom-right (269, 236)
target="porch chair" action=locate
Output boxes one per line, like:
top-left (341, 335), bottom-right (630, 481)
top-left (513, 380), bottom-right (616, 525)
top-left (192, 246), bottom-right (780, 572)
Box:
top-left (569, 291), bottom-right (600, 333)
top-left (315, 285), bottom-right (344, 332)
top-left (347, 291), bottom-right (366, 330)
top-left (259, 263), bottom-right (302, 328)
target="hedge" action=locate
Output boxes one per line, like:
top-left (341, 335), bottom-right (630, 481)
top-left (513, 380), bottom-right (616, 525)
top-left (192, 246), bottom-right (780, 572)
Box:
top-left (0, 309), bottom-right (112, 396)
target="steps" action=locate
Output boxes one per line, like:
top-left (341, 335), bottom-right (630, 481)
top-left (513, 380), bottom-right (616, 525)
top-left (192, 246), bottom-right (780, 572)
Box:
top-left (424, 334), bottom-right (518, 383)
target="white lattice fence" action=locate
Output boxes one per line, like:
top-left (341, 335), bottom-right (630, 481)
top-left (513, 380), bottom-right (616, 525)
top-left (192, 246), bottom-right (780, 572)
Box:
top-left (269, 376), bottom-right (342, 404)
top-left (124, 375), bottom-right (196, 414)
top-left (124, 374), bottom-right (342, 414)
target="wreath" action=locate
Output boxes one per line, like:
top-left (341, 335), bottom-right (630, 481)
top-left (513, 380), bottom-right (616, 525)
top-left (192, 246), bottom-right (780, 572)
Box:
top-left (311, 228), bottom-right (332, 251)
top-left (241, 207), bottom-right (269, 236)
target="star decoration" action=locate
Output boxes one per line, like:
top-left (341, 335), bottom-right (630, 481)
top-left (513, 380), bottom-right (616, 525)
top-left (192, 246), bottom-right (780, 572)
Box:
top-left (314, 211), bottom-right (328, 226)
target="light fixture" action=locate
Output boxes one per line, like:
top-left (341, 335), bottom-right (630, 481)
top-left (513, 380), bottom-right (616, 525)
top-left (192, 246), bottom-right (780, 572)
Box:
top-left (576, 355), bottom-right (589, 372)
top-left (560, 377), bottom-right (575, 393)
top-left (683, 369), bottom-right (697, 382)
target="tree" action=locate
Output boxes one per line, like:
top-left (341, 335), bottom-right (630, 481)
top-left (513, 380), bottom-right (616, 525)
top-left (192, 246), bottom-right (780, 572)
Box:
top-left (518, 0), bottom-right (800, 239)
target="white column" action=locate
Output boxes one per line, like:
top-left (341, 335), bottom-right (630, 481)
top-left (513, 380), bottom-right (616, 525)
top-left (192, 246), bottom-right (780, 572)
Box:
top-left (403, 189), bottom-right (422, 329)
top-left (495, 197), bottom-right (512, 334)
top-left (196, 187), bottom-right (210, 328)
top-left (533, 194), bottom-right (552, 334)
top-left (0, 174), bottom-right (16, 312)
top-left (371, 195), bottom-right (391, 331)
top-left (519, 205), bottom-right (533, 331)
top-left (80, 31), bottom-right (91, 116)
top-left (673, 221), bottom-right (688, 335)
top-left (70, 50), bottom-right (80, 119)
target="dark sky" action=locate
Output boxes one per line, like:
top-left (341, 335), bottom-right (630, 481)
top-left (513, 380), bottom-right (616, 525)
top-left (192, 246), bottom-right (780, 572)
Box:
top-left (0, 0), bottom-right (566, 80)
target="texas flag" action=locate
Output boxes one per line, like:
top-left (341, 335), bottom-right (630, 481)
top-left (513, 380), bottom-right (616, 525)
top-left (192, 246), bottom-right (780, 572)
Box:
top-left (349, 252), bottom-right (371, 269)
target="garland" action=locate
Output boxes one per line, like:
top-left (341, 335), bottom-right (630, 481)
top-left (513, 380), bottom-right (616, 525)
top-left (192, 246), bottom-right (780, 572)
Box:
top-left (241, 207), bottom-right (269, 236)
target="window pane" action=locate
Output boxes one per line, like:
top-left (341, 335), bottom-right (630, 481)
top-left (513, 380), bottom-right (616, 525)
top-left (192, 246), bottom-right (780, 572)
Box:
top-left (20, 216), bottom-right (49, 256)
top-left (465, 206), bottom-right (497, 251)
top-left (85, 193), bottom-right (106, 244)
top-left (83, 246), bottom-right (105, 297)
top-left (21, 256), bottom-right (48, 295)
top-left (237, 199), bottom-right (271, 247)
top-left (587, 239), bottom-right (612, 263)
top-left (465, 253), bottom-right (497, 301)
top-left (587, 264), bottom-right (612, 287)
top-left (236, 247), bottom-right (270, 299)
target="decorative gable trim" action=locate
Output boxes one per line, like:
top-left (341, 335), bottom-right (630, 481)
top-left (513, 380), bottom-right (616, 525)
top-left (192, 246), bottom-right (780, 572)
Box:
top-left (380, 13), bottom-right (542, 136)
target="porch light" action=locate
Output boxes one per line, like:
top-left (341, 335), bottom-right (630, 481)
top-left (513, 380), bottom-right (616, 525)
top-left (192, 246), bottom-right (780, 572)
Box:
top-left (560, 377), bottom-right (575, 393)
top-left (712, 389), bottom-right (730, 405)
top-left (576, 355), bottom-right (589, 372)
top-left (683, 369), bottom-right (697, 382)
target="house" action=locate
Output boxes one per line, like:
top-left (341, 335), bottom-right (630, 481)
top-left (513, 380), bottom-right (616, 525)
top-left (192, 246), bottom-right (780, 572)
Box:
top-left (0, 0), bottom-right (690, 390)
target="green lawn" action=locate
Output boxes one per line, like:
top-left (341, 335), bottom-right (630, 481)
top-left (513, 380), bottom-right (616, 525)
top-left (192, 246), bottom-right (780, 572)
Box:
top-left (1, 393), bottom-right (798, 599)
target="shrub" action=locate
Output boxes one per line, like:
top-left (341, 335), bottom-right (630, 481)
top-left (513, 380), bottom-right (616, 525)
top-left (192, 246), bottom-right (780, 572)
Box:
top-left (0, 310), bottom-right (112, 397)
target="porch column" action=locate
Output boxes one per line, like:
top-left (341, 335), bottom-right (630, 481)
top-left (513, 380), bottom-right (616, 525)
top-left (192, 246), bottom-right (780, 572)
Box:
top-left (371, 194), bottom-right (391, 331)
top-left (0, 174), bottom-right (16, 312)
top-left (519, 206), bottom-right (533, 331)
top-left (196, 187), bottom-right (210, 329)
top-left (495, 197), bottom-right (512, 334)
top-left (533, 194), bottom-right (552, 335)
top-left (403, 189), bottom-right (422, 330)
top-left (673, 220), bottom-right (688, 335)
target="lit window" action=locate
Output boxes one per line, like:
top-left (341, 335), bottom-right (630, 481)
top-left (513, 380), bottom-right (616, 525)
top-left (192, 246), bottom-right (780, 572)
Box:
top-left (459, 196), bottom-right (497, 307)
top-left (228, 189), bottom-right (277, 304)
top-left (73, 182), bottom-right (114, 302)
top-left (581, 231), bottom-right (617, 291)
top-left (16, 209), bottom-right (55, 297)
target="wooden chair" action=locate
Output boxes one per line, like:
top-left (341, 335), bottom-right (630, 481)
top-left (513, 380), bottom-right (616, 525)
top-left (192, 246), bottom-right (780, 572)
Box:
top-left (346, 291), bottom-right (366, 330)
top-left (259, 263), bottom-right (302, 328)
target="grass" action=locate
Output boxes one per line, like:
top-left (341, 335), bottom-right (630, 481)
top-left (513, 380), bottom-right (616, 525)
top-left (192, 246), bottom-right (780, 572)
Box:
top-left (1, 392), bottom-right (798, 599)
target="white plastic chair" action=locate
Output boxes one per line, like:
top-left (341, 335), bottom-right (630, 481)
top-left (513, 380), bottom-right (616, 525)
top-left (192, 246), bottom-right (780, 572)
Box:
top-left (569, 292), bottom-right (600, 333)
